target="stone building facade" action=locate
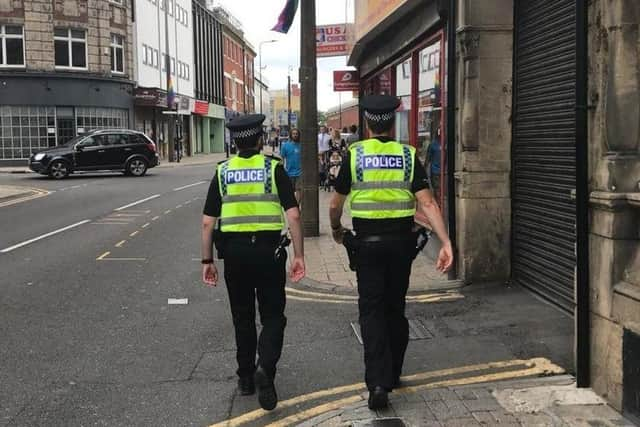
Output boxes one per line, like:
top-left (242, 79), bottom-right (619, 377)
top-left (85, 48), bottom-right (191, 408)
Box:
top-left (0, 0), bottom-right (135, 164)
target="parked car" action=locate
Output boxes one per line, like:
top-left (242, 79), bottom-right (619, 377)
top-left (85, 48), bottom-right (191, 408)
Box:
top-left (29, 129), bottom-right (159, 179)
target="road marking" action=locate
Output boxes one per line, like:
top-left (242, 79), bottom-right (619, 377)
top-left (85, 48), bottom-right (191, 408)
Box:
top-left (164, 210), bottom-right (171, 214)
top-left (114, 194), bottom-right (160, 211)
top-left (152, 216), bottom-right (160, 221)
top-left (1, 219), bottom-right (91, 253)
top-left (184, 200), bottom-right (192, 205)
top-left (141, 222), bottom-right (150, 228)
top-left (0, 188), bottom-right (50, 208)
top-left (97, 251), bottom-right (111, 260)
top-left (173, 181), bottom-right (206, 191)
top-left (70, 185), bottom-right (81, 189)
top-left (92, 222), bottom-right (129, 225)
top-left (130, 231), bottom-right (139, 237)
top-left (168, 298), bottom-right (188, 305)
top-left (115, 240), bottom-right (126, 248)
top-left (109, 213), bottom-right (143, 217)
top-left (263, 359), bottom-right (564, 427)
top-left (210, 358), bottom-right (564, 427)
top-left (176, 204), bottom-right (183, 209)
top-left (284, 291), bottom-right (463, 305)
top-left (97, 256), bottom-right (146, 261)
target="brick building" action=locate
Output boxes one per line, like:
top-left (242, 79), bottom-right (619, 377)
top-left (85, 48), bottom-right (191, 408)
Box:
top-left (325, 99), bottom-right (359, 133)
top-left (213, 6), bottom-right (255, 116)
top-left (0, 0), bottom-right (135, 165)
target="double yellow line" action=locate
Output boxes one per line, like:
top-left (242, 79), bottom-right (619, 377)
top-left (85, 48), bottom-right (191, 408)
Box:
top-left (285, 287), bottom-right (464, 304)
top-left (209, 357), bottom-right (564, 427)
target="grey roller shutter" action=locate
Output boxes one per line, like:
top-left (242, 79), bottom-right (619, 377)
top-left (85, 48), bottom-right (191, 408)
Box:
top-left (512, 0), bottom-right (577, 312)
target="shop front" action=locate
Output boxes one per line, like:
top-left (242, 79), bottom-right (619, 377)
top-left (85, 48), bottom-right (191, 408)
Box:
top-left (351, 0), bottom-right (447, 209)
top-left (134, 87), bottom-right (192, 160)
top-left (192, 100), bottom-right (225, 155)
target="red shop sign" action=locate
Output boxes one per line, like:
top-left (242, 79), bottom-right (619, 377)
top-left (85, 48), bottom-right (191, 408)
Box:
top-left (333, 70), bottom-right (360, 92)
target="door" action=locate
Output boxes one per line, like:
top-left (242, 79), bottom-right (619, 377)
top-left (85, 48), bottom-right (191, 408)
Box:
top-left (56, 118), bottom-right (75, 145)
top-left (74, 135), bottom-right (104, 169)
top-left (512, 0), bottom-right (577, 312)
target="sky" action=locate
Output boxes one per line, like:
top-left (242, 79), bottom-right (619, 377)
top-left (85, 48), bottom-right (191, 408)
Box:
top-left (212, 0), bottom-right (355, 111)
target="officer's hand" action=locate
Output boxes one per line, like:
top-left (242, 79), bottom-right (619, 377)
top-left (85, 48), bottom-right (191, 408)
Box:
top-left (202, 263), bottom-right (218, 287)
top-left (436, 241), bottom-right (454, 273)
top-left (289, 256), bottom-right (305, 283)
top-left (332, 226), bottom-right (346, 244)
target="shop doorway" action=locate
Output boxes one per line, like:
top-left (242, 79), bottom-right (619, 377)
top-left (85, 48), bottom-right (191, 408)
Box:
top-left (56, 107), bottom-right (76, 145)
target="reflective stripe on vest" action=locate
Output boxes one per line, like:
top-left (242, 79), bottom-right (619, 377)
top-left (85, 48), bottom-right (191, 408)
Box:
top-left (351, 181), bottom-right (412, 191)
top-left (218, 154), bottom-right (284, 232)
top-left (349, 139), bottom-right (416, 220)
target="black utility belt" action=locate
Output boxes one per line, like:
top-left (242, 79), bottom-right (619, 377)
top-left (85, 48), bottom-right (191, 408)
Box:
top-left (225, 233), bottom-right (281, 245)
top-left (356, 233), bottom-right (415, 243)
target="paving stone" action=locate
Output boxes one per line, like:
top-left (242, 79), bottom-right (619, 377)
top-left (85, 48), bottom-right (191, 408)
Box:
top-left (375, 406), bottom-right (397, 418)
top-left (443, 417), bottom-right (481, 427)
top-left (427, 400), bottom-right (471, 421)
top-left (452, 386), bottom-right (493, 401)
top-left (489, 410), bottom-right (520, 425)
top-left (462, 398), bottom-right (503, 412)
top-left (471, 411), bottom-right (495, 424)
top-left (515, 412), bottom-right (555, 426)
top-left (341, 407), bottom-right (376, 422)
top-left (421, 388), bottom-right (460, 402)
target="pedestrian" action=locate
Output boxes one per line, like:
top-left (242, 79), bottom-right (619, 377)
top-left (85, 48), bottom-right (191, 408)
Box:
top-left (317, 125), bottom-right (331, 184)
top-left (279, 128), bottom-right (303, 205)
top-left (201, 114), bottom-right (306, 411)
top-left (346, 124), bottom-right (359, 145)
top-left (330, 128), bottom-right (347, 152)
top-left (328, 95), bottom-right (453, 410)
top-left (426, 128), bottom-right (442, 203)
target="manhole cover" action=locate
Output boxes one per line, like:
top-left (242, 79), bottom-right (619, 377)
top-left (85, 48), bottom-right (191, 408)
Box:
top-left (350, 319), bottom-right (433, 345)
top-left (352, 418), bottom-right (406, 427)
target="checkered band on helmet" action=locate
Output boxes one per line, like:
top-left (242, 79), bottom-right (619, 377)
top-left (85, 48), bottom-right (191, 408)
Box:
top-left (364, 110), bottom-right (395, 123)
top-left (231, 127), bottom-right (262, 139)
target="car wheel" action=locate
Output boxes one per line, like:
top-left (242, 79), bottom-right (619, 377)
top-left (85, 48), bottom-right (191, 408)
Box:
top-left (48, 160), bottom-right (70, 179)
top-left (127, 158), bottom-right (148, 177)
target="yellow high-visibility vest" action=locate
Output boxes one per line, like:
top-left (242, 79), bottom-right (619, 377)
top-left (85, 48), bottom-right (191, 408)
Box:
top-left (218, 154), bottom-right (284, 232)
top-left (349, 139), bottom-right (416, 219)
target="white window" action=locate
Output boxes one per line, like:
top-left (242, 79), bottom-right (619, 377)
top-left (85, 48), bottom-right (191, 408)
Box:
top-left (185, 64), bottom-right (189, 81)
top-left (0, 25), bottom-right (25, 67)
top-left (110, 34), bottom-right (124, 73)
top-left (152, 48), bottom-right (159, 68)
top-left (54, 28), bottom-right (87, 69)
top-left (169, 0), bottom-right (174, 16)
top-left (171, 57), bottom-right (175, 75)
top-left (109, 0), bottom-right (124, 4)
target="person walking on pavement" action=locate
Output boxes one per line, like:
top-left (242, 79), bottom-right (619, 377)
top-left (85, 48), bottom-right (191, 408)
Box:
top-left (328, 95), bottom-right (453, 410)
top-left (279, 128), bottom-right (303, 205)
top-left (200, 114), bottom-right (306, 411)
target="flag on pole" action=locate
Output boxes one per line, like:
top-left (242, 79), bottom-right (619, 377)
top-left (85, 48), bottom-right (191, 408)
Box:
top-left (167, 76), bottom-right (176, 110)
top-left (271, 0), bottom-right (299, 34)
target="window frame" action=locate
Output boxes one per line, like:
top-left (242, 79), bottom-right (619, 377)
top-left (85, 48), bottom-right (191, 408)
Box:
top-left (110, 33), bottom-right (125, 74)
top-left (0, 24), bottom-right (26, 68)
top-left (54, 27), bottom-right (88, 71)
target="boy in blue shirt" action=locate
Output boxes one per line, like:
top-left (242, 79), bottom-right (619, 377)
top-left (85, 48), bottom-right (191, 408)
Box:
top-left (279, 128), bottom-right (302, 205)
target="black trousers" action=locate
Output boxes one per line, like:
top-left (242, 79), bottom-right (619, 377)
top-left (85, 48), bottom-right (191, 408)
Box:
top-left (355, 238), bottom-right (414, 391)
top-left (223, 238), bottom-right (287, 380)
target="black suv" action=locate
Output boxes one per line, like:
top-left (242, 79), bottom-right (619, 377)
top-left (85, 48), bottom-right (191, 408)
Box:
top-left (29, 129), bottom-right (159, 179)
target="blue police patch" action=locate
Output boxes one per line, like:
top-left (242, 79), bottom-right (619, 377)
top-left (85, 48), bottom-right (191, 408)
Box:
top-left (361, 155), bottom-right (404, 170)
top-left (225, 168), bottom-right (265, 184)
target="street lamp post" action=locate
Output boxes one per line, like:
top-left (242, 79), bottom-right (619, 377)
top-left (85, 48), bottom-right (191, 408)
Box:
top-left (258, 40), bottom-right (277, 115)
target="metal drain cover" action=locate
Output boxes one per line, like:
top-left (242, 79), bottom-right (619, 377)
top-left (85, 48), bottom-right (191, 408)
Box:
top-left (350, 319), bottom-right (433, 345)
top-left (353, 418), bottom-right (406, 427)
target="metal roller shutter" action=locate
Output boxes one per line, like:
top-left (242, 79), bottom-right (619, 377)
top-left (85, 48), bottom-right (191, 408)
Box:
top-left (513, 0), bottom-right (577, 312)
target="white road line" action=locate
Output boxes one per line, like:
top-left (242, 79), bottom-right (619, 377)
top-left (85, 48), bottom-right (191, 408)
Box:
top-left (1, 220), bottom-right (91, 253)
top-left (114, 194), bottom-right (160, 211)
top-left (141, 222), bottom-right (150, 228)
top-left (173, 181), bottom-right (206, 191)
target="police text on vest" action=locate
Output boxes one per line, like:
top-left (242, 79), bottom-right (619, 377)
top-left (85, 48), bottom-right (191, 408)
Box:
top-left (361, 155), bottom-right (404, 170)
top-left (225, 169), bottom-right (265, 184)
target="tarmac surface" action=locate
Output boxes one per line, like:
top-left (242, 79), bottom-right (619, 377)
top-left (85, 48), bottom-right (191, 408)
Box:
top-left (0, 154), bottom-right (634, 426)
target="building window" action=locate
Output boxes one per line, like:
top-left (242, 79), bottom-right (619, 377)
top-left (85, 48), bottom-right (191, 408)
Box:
top-left (0, 25), bottom-right (25, 67)
top-left (0, 106), bottom-right (56, 160)
top-left (76, 107), bottom-right (128, 134)
top-left (54, 28), bottom-right (87, 69)
top-left (152, 48), bottom-right (159, 68)
top-left (110, 34), bottom-right (124, 74)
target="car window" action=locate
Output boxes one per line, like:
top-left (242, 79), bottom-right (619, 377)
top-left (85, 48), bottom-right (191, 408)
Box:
top-left (80, 136), bottom-right (102, 147)
top-left (129, 134), bottom-right (146, 145)
top-left (105, 134), bottom-right (128, 146)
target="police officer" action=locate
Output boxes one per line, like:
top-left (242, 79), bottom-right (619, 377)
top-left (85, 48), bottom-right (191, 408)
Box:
top-left (201, 114), bottom-right (305, 411)
top-left (328, 95), bottom-right (453, 410)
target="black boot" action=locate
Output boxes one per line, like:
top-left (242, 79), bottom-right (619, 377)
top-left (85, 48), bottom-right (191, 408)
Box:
top-left (238, 376), bottom-right (255, 396)
top-left (254, 366), bottom-right (278, 410)
top-left (368, 386), bottom-right (389, 410)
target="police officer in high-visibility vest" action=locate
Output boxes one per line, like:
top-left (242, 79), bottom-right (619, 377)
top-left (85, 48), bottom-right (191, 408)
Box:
top-left (329, 95), bottom-right (453, 410)
top-left (201, 114), bottom-right (305, 411)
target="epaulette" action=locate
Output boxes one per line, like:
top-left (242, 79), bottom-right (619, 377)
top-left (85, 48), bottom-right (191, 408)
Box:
top-left (265, 153), bottom-right (283, 162)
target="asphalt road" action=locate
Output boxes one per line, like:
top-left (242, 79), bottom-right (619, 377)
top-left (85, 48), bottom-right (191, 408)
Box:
top-left (0, 165), bottom-right (573, 426)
